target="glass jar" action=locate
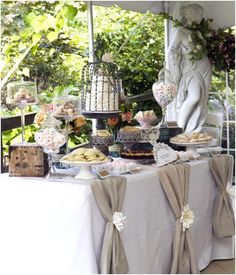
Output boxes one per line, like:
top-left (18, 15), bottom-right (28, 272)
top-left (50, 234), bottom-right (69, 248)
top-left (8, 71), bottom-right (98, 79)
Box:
top-left (152, 68), bottom-right (177, 126)
top-left (6, 80), bottom-right (38, 143)
top-left (53, 95), bottom-right (80, 119)
top-left (6, 80), bottom-right (37, 105)
top-left (35, 113), bottom-right (66, 154)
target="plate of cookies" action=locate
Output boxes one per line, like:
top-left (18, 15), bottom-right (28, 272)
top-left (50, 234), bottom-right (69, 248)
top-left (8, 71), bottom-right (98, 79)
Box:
top-left (170, 132), bottom-right (213, 151)
top-left (60, 148), bottom-right (111, 179)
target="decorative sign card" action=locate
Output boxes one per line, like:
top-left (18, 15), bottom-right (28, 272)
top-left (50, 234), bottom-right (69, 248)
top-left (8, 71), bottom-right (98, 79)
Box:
top-left (97, 169), bottom-right (111, 179)
top-left (153, 143), bottom-right (178, 167)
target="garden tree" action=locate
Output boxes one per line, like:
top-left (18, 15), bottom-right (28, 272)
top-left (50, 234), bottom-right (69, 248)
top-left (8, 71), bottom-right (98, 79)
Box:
top-left (92, 8), bottom-right (165, 96)
top-left (1, 0), bottom-right (88, 95)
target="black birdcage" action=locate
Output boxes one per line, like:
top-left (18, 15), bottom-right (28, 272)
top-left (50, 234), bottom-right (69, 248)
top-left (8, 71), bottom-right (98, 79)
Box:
top-left (81, 61), bottom-right (121, 118)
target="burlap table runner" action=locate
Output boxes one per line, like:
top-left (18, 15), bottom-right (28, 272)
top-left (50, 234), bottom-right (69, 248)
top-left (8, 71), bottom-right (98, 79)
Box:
top-left (209, 155), bottom-right (235, 238)
top-left (91, 176), bottom-right (129, 274)
top-left (158, 163), bottom-right (199, 274)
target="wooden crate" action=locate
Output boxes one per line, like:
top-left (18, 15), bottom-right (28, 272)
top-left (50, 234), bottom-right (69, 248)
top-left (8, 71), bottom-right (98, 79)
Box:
top-left (9, 143), bottom-right (48, 177)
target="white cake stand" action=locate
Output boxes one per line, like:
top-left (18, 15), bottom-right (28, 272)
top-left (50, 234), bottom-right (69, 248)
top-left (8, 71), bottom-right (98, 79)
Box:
top-left (170, 140), bottom-right (211, 152)
top-left (60, 158), bottom-right (111, 179)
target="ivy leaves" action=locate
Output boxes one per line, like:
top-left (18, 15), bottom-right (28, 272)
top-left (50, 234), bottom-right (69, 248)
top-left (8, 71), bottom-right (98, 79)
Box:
top-left (160, 12), bottom-right (235, 71)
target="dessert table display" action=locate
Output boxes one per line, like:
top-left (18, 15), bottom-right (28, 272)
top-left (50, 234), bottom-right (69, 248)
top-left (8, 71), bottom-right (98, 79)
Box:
top-left (0, 157), bottom-right (234, 275)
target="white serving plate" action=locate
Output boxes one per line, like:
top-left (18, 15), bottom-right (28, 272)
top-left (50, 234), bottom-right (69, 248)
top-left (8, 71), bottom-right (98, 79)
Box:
top-left (170, 139), bottom-right (212, 152)
top-left (60, 158), bottom-right (111, 179)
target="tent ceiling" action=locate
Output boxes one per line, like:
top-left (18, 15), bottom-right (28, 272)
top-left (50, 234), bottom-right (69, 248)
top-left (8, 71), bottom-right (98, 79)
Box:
top-left (93, 1), bottom-right (235, 28)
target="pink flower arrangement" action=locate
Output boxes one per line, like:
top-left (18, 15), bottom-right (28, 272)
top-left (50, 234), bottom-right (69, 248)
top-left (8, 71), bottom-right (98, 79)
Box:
top-left (105, 111), bottom-right (134, 139)
top-left (121, 111), bottom-right (132, 123)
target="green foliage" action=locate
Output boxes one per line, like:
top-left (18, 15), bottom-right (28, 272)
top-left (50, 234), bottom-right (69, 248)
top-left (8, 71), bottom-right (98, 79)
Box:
top-left (160, 12), bottom-right (235, 71)
top-left (1, 0), bottom-right (88, 89)
top-left (93, 8), bottom-right (165, 96)
top-left (2, 124), bottom-right (38, 156)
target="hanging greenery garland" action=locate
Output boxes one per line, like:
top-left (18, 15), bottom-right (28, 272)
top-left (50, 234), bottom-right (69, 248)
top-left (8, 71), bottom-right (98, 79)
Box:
top-left (160, 13), bottom-right (235, 72)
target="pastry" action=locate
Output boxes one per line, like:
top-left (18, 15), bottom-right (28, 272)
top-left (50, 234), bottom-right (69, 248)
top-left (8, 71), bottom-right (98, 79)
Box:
top-left (122, 126), bottom-right (140, 132)
top-left (121, 149), bottom-right (154, 159)
top-left (54, 101), bottom-right (77, 117)
top-left (96, 130), bottom-right (112, 137)
top-left (61, 148), bottom-right (108, 163)
top-left (13, 88), bottom-right (35, 103)
top-left (171, 132), bottom-right (212, 143)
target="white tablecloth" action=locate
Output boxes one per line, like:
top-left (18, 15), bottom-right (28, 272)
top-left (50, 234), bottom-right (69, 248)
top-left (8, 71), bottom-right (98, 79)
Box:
top-left (0, 159), bottom-right (234, 274)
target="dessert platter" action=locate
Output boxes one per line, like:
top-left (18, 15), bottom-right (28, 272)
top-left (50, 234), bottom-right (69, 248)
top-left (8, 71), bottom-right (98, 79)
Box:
top-left (117, 111), bottom-right (160, 163)
top-left (121, 149), bottom-right (154, 160)
top-left (94, 159), bottom-right (142, 176)
top-left (170, 132), bottom-right (213, 151)
top-left (60, 148), bottom-right (111, 179)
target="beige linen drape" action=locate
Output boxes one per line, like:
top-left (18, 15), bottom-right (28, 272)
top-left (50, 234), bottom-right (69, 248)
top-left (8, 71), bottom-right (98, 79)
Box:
top-left (158, 164), bottom-right (199, 274)
top-left (91, 176), bottom-right (129, 274)
top-left (209, 155), bottom-right (235, 238)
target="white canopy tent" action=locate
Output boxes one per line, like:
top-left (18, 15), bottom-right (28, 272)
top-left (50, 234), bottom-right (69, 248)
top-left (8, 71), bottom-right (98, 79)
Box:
top-left (93, 1), bottom-right (235, 28)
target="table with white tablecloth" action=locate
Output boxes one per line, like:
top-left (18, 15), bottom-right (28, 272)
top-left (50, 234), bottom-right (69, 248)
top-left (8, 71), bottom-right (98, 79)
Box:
top-left (0, 159), bottom-right (234, 275)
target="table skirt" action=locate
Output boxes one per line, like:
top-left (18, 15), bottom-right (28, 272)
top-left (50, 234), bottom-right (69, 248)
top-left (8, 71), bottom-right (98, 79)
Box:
top-left (0, 159), bottom-right (234, 274)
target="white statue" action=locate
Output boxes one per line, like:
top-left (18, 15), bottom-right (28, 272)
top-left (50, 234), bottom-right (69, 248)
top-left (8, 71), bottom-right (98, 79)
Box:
top-left (166, 4), bottom-right (212, 132)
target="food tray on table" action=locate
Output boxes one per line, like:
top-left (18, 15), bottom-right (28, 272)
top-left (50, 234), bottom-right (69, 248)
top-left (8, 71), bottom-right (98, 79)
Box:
top-left (170, 132), bottom-right (213, 152)
top-left (60, 148), bottom-right (111, 179)
top-left (94, 159), bottom-right (142, 176)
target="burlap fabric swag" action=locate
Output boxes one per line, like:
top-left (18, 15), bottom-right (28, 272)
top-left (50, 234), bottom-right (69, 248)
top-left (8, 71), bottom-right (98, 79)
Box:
top-left (209, 155), bottom-right (235, 238)
top-left (91, 176), bottom-right (129, 274)
top-left (158, 163), bottom-right (199, 274)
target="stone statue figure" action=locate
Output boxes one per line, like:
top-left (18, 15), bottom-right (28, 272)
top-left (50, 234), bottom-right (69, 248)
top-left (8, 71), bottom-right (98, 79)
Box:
top-left (166, 3), bottom-right (212, 132)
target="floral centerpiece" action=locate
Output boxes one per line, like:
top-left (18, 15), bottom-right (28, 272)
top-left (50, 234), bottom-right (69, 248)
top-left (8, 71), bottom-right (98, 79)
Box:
top-left (105, 109), bottom-right (133, 141)
top-left (105, 109), bottom-right (133, 157)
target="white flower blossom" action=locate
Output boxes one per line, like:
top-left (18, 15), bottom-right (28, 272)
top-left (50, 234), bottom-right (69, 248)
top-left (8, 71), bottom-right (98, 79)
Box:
top-left (112, 212), bottom-right (126, 232)
top-left (207, 20), bottom-right (213, 29)
top-left (196, 44), bottom-right (202, 50)
top-left (197, 31), bottom-right (203, 39)
top-left (102, 52), bottom-right (113, 63)
top-left (226, 182), bottom-right (235, 198)
top-left (188, 35), bottom-right (192, 43)
top-left (180, 204), bottom-right (194, 232)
